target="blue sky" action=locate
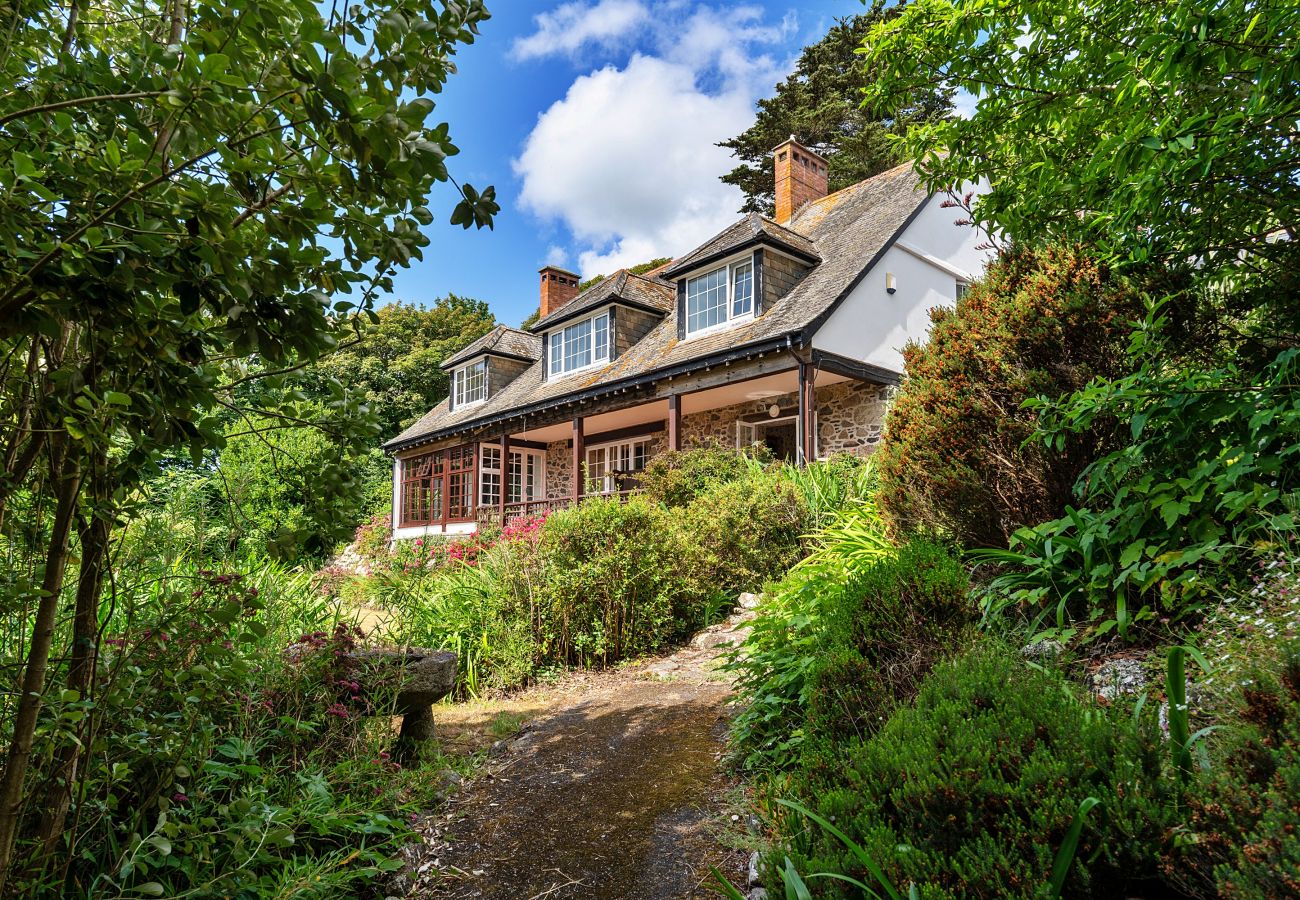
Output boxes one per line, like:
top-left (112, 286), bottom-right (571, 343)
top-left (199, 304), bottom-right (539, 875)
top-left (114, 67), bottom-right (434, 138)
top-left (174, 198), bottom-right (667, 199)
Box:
top-left (390, 0), bottom-right (861, 327)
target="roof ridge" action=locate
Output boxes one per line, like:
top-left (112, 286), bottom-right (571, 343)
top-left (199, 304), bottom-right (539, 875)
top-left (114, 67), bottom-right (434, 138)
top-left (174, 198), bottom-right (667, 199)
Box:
top-left (798, 160), bottom-right (916, 218)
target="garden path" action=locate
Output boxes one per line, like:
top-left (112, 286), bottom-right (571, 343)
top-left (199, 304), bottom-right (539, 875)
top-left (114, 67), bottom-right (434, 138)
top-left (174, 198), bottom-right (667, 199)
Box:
top-left (403, 609), bottom-right (757, 900)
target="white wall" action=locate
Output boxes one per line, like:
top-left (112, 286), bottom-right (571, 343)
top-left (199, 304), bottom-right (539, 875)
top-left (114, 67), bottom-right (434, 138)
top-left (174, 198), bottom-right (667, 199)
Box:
top-left (811, 185), bottom-right (992, 374)
top-left (391, 521), bottom-right (477, 542)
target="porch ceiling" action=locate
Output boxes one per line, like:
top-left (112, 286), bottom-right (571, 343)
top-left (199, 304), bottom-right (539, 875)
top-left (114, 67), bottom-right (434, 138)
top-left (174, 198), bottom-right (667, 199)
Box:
top-left (511, 368), bottom-right (850, 444)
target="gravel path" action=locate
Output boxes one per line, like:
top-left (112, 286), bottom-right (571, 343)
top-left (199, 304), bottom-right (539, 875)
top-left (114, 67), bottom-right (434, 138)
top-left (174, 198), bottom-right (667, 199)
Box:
top-left (402, 610), bottom-right (756, 900)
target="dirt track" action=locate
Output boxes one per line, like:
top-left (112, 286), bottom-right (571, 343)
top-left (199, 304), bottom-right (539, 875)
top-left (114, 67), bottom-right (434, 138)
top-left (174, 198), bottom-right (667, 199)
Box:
top-left (408, 615), bottom-right (754, 899)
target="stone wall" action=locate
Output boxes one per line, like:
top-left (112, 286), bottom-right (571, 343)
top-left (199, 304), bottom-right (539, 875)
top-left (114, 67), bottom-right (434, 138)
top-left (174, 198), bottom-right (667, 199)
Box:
top-left (546, 439), bottom-right (571, 500)
top-left (677, 379), bottom-right (890, 457)
top-left (816, 380), bottom-right (891, 457)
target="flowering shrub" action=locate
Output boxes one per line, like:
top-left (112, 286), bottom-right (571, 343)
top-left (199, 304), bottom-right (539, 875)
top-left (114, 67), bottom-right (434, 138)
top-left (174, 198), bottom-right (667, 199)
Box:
top-left (8, 561), bottom-right (438, 897)
top-left (354, 512), bottom-right (393, 562)
top-left (875, 244), bottom-right (1145, 547)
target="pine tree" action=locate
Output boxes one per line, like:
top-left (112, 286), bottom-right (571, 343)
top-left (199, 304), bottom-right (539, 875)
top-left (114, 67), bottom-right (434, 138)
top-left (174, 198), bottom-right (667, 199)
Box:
top-left (720, 6), bottom-right (953, 215)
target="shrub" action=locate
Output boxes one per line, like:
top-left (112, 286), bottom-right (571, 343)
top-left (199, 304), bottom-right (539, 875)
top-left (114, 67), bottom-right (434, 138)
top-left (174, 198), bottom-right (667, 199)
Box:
top-left (527, 496), bottom-right (703, 666)
top-left (682, 472), bottom-right (810, 596)
top-left (1181, 639), bottom-right (1300, 898)
top-left (14, 563), bottom-right (432, 897)
top-left (803, 537), bottom-right (973, 757)
top-left (780, 645), bottom-right (1175, 898)
top-left (639, 440), bottom-right (771, 507)
top-left (726, 500), bottom-right (893, 770)
top-left (876, 244), bottom-right (1143, 547)
top-left (978, 345), bottom-right (1300, 642)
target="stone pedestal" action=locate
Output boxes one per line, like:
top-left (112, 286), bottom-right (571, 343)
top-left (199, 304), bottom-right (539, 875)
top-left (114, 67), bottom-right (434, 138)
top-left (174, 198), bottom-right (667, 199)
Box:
top-left (352, 648), bottom-right (457, 761)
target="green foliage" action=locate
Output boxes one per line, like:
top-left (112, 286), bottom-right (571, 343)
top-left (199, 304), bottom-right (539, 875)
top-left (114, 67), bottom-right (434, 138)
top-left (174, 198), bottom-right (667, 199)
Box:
top-left (640, 441), bottom-right (771, 507)
top-left (875, 244), bottom-right (1148, 547)
top-left (219, 414), bottom-right (391, 561)
top-left (309, 297), bottom-right (497, 437)
top-left (0, 0), bottom-right (497, 879)
top-left (781, 645), bottom-right (1175, 898)
top-left (719, 6), bottom-right (952, 215)
top-left (8, 558), bottom-right (447, 897)
top-left (525, 497), bottom-right (699, 666)
top-left (681, 472), bottom-right (810, 597)
top-left (1183, 640), bottom-right (1300, 898)
top-left (862, 0), bottom-right (1299, 288)
top-left (726, 498), bottom-right (894, 770)
top-left (803, 538), bottom-right (973, 759)
top-left (977, 343), bottom-right (1300, 642)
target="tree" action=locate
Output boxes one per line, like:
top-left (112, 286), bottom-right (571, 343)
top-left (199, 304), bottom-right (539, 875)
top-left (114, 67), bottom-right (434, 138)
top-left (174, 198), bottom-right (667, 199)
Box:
top-left (874, 245), bottom-right (1151, 547)
top-left (310, 297), bottom-right (497, 437)
top-left (861, 0), bottom-right (1300, 287)
top-left (719, 6), bottom-right (952, 215)
top-left (0, 0), bottom-right (495, 885)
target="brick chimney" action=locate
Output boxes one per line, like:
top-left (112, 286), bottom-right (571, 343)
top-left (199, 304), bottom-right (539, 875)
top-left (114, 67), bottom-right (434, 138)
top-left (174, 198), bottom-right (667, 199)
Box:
top-left (773, 136), bottom-right (828, 224)
top-left (538, 265), bottom-right (580, 319)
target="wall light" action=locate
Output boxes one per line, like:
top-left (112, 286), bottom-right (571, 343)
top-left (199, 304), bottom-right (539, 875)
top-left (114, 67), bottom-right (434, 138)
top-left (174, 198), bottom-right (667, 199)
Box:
top-left (768, 403), bottom-right (781, 418)
top-left (885, 272), bottom-right (897, 294)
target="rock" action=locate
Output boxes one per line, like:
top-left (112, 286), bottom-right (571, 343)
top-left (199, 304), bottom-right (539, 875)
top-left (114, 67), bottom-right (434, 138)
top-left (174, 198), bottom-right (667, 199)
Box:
top-left (489, 739), bottom-right (509, 756)
top-left (1020, 639), bottom-right (1064, 660)
top-left (748, 851), bottom-right (761, 886)
top-left (691, 626), bottom-right (739, 650)
top-left (749, 889), bottom-right (769, 900)
top-left (438, 769), bottom-right (463, 789)
top-left (1092, 657), bottom-right (1148, 700)
top-left (737, 592), bottom-right (761, 611)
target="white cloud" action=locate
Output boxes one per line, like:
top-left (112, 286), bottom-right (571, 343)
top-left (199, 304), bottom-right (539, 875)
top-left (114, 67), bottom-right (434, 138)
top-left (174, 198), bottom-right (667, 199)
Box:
top-left (511, 0), bottom-right (649, 61)
top-left (544, 244), bottom-right (570, 266)
top-left (513, 4), bottom-right (794, 275)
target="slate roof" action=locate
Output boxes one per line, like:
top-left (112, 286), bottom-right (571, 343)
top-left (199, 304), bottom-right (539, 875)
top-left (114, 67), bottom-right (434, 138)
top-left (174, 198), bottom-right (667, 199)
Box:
top-left (441, 325), bottom-right (541, 370)
top-left (660, 212), bottom-right (820, 278)
top-left (530, 269), bottom-right (674, 332)
top-left (387, 162), bottom-right (928, 451)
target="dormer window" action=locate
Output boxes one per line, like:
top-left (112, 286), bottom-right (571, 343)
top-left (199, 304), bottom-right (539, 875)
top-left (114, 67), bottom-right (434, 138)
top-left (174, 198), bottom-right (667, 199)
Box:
top-left (548, 310), bottom-right (610, 377)
top-left (452, 358), bottom-right (487, 407)
top-left (685, 259), bottom-right (753, 337)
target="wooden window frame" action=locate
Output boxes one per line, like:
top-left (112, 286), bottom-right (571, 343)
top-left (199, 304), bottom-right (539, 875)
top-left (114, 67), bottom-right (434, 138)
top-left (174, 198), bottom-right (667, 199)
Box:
top-left (398, 443), bottom-right (480, 528)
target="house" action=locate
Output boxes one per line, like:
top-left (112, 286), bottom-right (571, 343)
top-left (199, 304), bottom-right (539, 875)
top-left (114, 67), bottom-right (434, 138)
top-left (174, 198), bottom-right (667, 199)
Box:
top-left (383, 139), bottom-right (991, 539)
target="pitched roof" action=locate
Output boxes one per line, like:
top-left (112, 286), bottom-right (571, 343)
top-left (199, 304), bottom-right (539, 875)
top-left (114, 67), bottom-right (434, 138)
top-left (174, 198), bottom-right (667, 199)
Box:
top-left (387, 162), bottom-right (928, 450)
top-left (440, 325), bottom-right (541, 370)
top-left (660, 212), bottom-right (820, 278)
top-left (530, 269), bottom-right (674, 332)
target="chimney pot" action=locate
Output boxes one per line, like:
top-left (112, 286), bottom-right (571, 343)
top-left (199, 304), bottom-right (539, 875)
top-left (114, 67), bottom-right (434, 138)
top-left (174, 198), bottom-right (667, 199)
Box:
top-left (538, 265), bottom-right (580, 320)
top-left (772, 137), bottom-right (829, 225)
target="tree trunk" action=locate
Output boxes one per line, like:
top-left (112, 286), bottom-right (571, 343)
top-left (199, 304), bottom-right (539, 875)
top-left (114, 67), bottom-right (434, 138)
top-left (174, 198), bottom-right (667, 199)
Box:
top-left (35, 450), bottom-right (110, 863)
top-left (0, 434), bottom-right (81, 893)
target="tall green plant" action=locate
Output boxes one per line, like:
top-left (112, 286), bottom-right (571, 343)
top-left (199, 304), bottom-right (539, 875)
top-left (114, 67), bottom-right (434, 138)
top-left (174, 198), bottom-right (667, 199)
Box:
top-left (977, 341), bottom-right (1300, 641)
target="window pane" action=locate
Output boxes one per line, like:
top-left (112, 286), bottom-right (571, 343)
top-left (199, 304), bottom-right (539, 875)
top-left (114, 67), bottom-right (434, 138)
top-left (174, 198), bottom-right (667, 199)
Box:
top-left (549, 332), bottom-right (562, 375)
top-left (686, 266), bottom-right (727, 334)
top-left (563, 319), bottom-right (592, 372)
top-left (459, 360), bottom-right (485, 404)
top-left (732, 262), bottom-right (753, 317)
top-left (594, 313), bottom-right (609, 361)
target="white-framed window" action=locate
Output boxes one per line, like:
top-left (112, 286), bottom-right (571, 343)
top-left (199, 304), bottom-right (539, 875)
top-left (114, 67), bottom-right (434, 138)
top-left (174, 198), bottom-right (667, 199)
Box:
top-left (547, 310), bottom-right (610, 377)
top-left (453, 358), bottom-right (487, 407)
top-left (685, 259), bottom-right (754, 337)
top-left (955, 279), bottom-right (970, 302)
top-left (585, 438), bottom-right (650, 494)
top-left (480, 445), bottom-right (546, 507)
top-left (479, 445), bottom-right (501, 507)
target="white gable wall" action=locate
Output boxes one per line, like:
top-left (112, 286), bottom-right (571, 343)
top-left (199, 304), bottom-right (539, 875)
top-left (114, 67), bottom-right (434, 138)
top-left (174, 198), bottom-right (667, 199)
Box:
top-left (810, 185), bottom-right (992, 374)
